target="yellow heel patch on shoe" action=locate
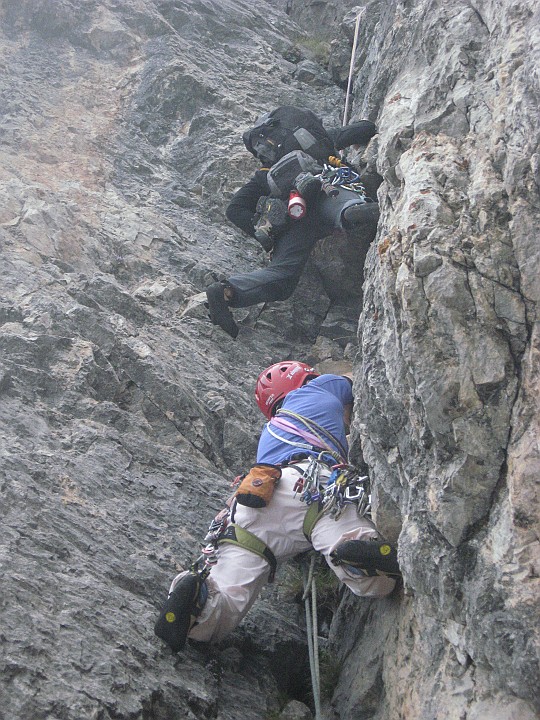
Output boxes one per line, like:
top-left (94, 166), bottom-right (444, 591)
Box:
top-left (380, 545), bottom-right (391, 556)
top-left (165, 612), bottom-right (176, 623)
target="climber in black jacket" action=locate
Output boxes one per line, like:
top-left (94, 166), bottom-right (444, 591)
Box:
top-left (205, 113), bottom-right (381, 338)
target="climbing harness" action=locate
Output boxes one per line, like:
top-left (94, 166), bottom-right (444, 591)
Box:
top-left (188, 456), bottom-right (371, 586)
top-left (190, 504), bottom-right (278, 583)
top-left (218, 524), bottom-right (277, 582)
top-left (319, 162), bottom-right (367, 198)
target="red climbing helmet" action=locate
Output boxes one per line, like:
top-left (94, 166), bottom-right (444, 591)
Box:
top-left (255, 361), bottom-right (319, 419)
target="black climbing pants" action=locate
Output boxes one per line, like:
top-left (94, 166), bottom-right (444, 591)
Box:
top-left (227, 195), bottom-right (378, 309)
top-left (227, 209), bottom-right (334, 308)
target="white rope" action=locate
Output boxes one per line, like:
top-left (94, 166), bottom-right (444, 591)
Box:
top-left (311, 573), bottom-right (320, 715)
top-left (265, 423), bottom-right (313, 451)
top-left (302, 554), bottom-right (321, 718)
top-left (277, 409), bottom-right (348, 461)
top-left (342, 12), bottom-right (362, 127)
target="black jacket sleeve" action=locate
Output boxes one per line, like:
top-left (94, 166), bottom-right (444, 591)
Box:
top-left (326, 121), bottom-right (377, 151)
top-left (225, 169), bottom-right (270, 238)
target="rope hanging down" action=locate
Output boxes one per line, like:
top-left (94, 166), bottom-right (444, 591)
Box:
top-left (302, 554), bottom-right (321, 719)
top-left (342, 12), bottom-right (362, 127)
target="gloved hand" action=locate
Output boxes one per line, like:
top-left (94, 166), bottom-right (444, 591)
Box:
top-left (253, 196), bottom-right (288, 251)
top-left (293, 172), bottom-right (322, 202)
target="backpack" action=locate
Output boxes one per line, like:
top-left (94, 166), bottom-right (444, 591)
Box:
top-left (242, 106), bottom-right (334, 167)
top-left (266, 150), bottom-right (322, 198)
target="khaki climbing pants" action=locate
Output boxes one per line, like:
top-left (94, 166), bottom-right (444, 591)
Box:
top-left (170, 463), bottom-right (396, 644)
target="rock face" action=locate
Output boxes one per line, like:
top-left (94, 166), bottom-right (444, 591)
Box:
top-left (287, 0), bottom-right (360, 38)
top-left (0, 2), bottom-right (538, 720)
top-left (330, 1), bottom-right (540, 719)
top-left (0, 2), bottom-right (345, 719)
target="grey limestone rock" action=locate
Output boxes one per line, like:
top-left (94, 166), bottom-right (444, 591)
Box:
top-left (337, 0), bottom-right (540, 718)
top-left (1, 0), bottom-right (539, 719)
top-left (280, 698), bottom-right (314, 719)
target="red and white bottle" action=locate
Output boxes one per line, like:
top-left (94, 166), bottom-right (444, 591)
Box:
top-left (288, 190), bottom-right (307, 220)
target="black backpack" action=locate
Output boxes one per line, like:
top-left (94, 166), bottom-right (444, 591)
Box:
top-left (242, 106), bottom-right (334, 167)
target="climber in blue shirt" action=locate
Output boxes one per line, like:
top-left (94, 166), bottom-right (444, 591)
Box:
top-left (257, 373), bottom-right (353, 466)
top-left (155, 361), bottom-right (399, 654)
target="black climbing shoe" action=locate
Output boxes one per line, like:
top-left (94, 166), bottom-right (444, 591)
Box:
top-left (294, 172), bottom-right (322, 202)
top-left (331, 539), bottom-right (400, 577)
top-left (154, 573), bottom-right (206, 653)
top-left (253, 196), bottom-right (288, 251)
top-left (205, 282), bottom-right (239, 339)
top-left (341, 201), bottom-right (380, 231)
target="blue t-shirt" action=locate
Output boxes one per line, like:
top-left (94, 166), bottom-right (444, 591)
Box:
top-left (256, 374), bottom-right (353, 465)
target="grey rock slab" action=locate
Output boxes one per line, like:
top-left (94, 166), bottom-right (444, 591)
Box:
top-left (1, 0), bottom-right (540, 718)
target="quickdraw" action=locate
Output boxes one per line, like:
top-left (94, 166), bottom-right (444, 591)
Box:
top-left (190, 500), bottom-right (278, 582)
top-left (295, 455), bottom-right (372, 543)
top-left (319, 163), bottom-right (367, 197)
top-left (322, 465), bottom-right (371, 520)
top-left (187, 507), bottom-right (230, 579)
top-left (294, 454), bottom-right (322, 505)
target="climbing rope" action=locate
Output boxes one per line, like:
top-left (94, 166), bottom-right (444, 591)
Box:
top-left (296, 462), bottom-right (374, 716)
top-left (275, 409), bottom-right (349, 462)
top-left (343, 12), bottom-right (362, 127)
top-left (302, 553), bottom-right (321, 719)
